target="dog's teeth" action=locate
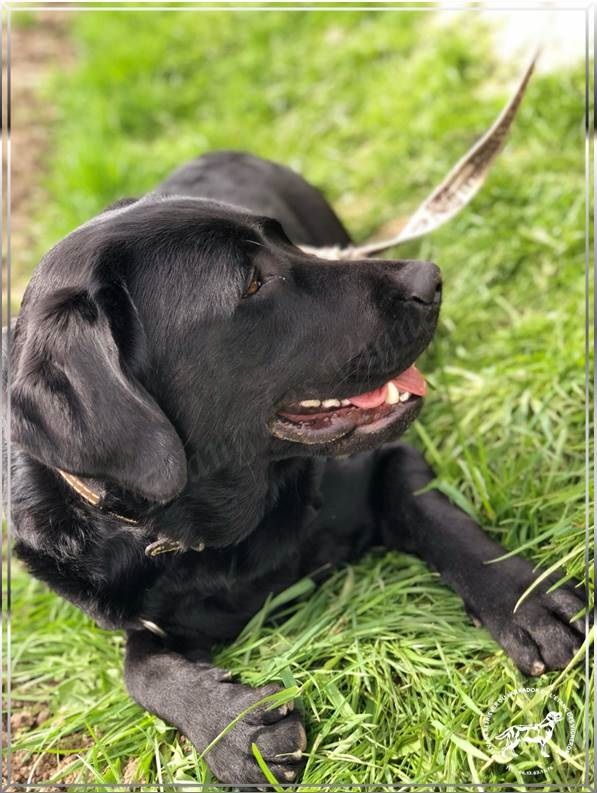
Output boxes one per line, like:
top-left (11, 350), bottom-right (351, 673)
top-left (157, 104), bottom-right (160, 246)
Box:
top-left (322, 399), bottom-right (341, 408)
top-left (399, 391), bottom-right (410, 402)
top-left (386, 381), bottom-right (400, 405)
top-left (341, 399), bottom-right (350, 406)
top-left (300, 399), bottom-right (321, 408)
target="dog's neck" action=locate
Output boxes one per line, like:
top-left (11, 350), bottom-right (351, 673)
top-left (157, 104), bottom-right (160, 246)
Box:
top-left (154, 456), bottom-right (323, 550)
top-left (56, 455), bottom-right (323, 553)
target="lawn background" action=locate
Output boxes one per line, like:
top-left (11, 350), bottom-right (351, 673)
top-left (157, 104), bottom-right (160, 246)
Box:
top-left (8, 6), bottom-right (594, 790)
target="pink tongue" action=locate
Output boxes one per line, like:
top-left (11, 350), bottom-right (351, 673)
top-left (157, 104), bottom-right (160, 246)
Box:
top-left (349, 365), bottom-right (426, 408)
top-left (393, 365), bottom-right (427, 397)
top-left (349, 384), bottom-right (388, 409)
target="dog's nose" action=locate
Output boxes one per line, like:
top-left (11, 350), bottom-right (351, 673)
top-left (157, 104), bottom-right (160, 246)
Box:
top-left (396, 260), bottom-right (442, 305)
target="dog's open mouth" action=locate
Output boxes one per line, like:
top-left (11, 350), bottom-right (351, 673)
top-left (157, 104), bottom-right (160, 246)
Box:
top-left (270, 365), bottom-right (426, 446)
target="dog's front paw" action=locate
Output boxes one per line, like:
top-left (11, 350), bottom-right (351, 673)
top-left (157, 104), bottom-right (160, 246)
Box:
top-left (466, 556), bottom-right (588, 676)
top-left (197, 680), bottom-right (307, 787)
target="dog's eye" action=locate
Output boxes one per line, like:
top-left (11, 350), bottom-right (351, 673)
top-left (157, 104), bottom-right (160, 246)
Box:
top-left (243, 268), bottom-right (262, 298)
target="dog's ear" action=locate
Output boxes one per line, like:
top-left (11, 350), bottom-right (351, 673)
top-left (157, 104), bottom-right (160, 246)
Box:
top-left (11, 279), bottom-right (187, 503)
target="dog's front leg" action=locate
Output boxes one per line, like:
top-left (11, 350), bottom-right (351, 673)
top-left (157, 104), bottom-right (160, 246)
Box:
top-left (124, 630), bottom-right (306, 785)
top-left (374, 443), bottom-right (588, 676)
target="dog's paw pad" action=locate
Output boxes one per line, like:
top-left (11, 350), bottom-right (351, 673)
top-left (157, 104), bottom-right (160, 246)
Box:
top-left (202, 682), bottom-right (307, 786)
top-left (254, 712), bottom-right (307, 760)
top-left (495, 580), bottom-right (588, 675)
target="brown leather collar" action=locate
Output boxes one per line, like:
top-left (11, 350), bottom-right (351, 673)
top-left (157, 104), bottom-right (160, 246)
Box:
top-left (57, 469), bottom-right (138, 523)
top-left (56, 468), bottom-right (205, 558)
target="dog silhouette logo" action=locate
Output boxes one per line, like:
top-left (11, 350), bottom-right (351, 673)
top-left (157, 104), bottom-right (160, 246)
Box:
top-left (481, 687), bottom-right (576, 776)
top-left (494, 710), bottom-right (563, 758)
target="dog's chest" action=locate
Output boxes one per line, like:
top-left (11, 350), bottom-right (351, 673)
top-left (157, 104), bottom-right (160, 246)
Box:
top-left (141, 453), bottom-right (379, 648)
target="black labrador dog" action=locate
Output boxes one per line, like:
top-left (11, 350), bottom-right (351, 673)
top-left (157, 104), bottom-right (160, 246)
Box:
top-left (9, 151), bottom-right (586, 786)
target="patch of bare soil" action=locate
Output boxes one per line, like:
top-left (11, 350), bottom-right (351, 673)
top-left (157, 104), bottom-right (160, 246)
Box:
top-left (2, 703), bottom-right (92, 789)
top-left (4, 11), bottom-right (76, 306)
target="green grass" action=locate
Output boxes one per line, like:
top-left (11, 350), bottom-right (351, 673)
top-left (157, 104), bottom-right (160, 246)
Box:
top-left (9, 7), bottom-right (593, 791)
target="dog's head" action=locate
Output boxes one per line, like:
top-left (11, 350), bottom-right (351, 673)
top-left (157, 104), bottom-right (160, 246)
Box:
top-left (9, 53), bottom-right (537, 507)
top-left (546, 711), bottom-right (563, 724)
top-left (10, 195), bottom-right (440, 503)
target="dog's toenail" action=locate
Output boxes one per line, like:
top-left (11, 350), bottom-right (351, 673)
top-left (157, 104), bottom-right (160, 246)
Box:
top-left (297, 722), bottom-right (308, 751)
top-left (284, 770), bottom-right (296, 781)
top-left (275, 749), bottom-right (303, 761)
top-left (530, 660), bottom-right (545, 676)
top-left (286, 699), bottom-right (294, 711)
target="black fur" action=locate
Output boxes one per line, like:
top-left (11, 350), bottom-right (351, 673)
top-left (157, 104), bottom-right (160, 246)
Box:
top-left (9, 151), bottom-right (587, 786)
